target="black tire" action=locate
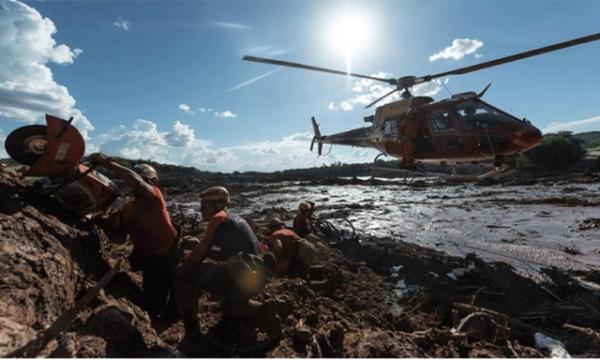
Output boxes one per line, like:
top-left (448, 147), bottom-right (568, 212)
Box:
top-left (4, 125), bottom-right (48, 165)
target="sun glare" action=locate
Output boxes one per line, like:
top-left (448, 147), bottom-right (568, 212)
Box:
top-left (326, 9), bottom-right (372, 55)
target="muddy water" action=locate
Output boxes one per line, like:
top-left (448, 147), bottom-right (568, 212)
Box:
top-left (176, 178), bottom-right (600, 275)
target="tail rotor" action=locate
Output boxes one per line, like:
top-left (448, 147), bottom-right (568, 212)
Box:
top-left (310, 116), bottom-right (323, 155)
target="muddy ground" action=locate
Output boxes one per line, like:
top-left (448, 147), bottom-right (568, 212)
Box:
top-left (1, 165), bottom-right (600, 357)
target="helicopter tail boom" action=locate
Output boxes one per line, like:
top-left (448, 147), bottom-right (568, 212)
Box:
top-left (310, 116), bottom-right (372, 156)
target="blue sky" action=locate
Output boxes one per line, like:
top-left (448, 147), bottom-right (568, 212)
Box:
top-left (0, 0), bottom-right (598, 171)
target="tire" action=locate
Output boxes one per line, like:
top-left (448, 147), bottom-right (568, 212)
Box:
top-left (4, 125), bottom-right (48, 165)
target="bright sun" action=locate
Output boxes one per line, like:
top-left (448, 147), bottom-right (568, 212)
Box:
top-left (326, 9), bottom-right (373, 55)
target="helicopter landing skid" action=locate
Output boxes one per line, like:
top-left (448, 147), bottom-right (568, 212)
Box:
top-left (370, 166), bottom-right (449, 178)
top-left (475, 164), bottom-right (517, 180)
top-left (370, 163), bottom-right (517, 180)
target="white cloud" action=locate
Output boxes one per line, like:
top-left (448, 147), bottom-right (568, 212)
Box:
top-left (113, 18), bottom-right (130, 31)
top-left (178, 103), bottom-right (194, 114)
top-left (327, 72), bottom-right (446, 111)
top-left (0, 128), bottom-right (6, 158)
top-left (88, 119), bottom-right (378, 172)
top-left (542, 115), bottom-right (600, 134)
top-left (429, 38), bottom-right (484, 62)
top-left (210, 21), bottom-right (250, 31)
top-left (0, 0), bottom-right (93, 138)
top-left (165, 121), bottom-right (195, 146)
top-left (88, 119), bottom-right (233, 170)
top-left (214, 110), bottom-right (237, 119)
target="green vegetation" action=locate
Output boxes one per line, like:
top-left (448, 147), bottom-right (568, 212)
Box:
top-left (520, 131), bottom-right (586, 171)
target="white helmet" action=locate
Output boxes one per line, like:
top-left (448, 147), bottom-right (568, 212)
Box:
top-left (199, 186), bottom-right (230, 204)
top-left (134, 164), bottom-right (158, 181)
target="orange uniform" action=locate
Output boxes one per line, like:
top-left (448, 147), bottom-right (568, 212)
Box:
top-left (263, 228), bottom-right (301, 274)
top-left (121, 186), bottom-right (177, 257)
top-left (398, 117), bottom-right (420, 168)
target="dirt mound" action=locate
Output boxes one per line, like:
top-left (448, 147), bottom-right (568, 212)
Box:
top-left (2, 167), bottom-right (600, 357)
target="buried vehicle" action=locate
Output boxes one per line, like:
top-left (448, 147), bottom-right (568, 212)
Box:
top-left (4, 114), bottom-right (120, 215)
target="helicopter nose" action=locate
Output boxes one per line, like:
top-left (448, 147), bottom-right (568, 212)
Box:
top-left (514, 125), bottom-right (543, 150)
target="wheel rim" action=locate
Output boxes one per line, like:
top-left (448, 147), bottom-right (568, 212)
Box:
top-left (24, 135), bottom-right (48, 155)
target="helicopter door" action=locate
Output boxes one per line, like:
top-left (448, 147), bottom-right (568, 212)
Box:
top-left (383, 117), bottom-right (399, 142)
top-left (427, 108), bottom-right (465, 158)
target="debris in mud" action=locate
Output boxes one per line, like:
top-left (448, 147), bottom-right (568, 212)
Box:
top-left (2, 169), bottom-right (600, 357)
top-left (579, 217), bottom-right (600, 230)
top-left (563, 246), bottom-right (582, 255)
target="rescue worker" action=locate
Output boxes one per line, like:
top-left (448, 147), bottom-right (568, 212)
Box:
top-left (174, 186), bottom-right (277, 340)
top-left (263, 219), bottom-right (318, 276)
top-left (89, 153), bottom-right (179, 317)
top-left (262, 219), bottom-right (300, 275)
top-left (293, 201), bottom-right (314, 237)
top-left (398, 111), bottom-right (421, 170)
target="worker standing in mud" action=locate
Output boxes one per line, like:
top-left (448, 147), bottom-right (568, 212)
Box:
top-left (174, 186), bottom-right (279, 341)
top-left (89, 153), bottom-right (179, 317)
top-left (293, 201), bottom-right (314, 237)
top-left (398, 111), bottom-right (420, 171)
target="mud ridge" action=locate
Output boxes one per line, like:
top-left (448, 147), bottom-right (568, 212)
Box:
top-left (2, 168), bottom-right (600, 357)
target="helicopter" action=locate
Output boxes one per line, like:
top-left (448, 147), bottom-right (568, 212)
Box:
top-left (244, 32), bottom-right (600, 173)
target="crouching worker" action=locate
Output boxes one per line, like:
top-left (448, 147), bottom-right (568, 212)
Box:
top-left (89, 153), bottom-right (179, 317)
top-left (263, 219), bottom-right (318, 277)
top-left (175, 186), bottom-right (280, 342)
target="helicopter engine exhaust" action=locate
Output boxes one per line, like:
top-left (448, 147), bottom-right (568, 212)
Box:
top-left (310, 116), bottom-right (323, 155)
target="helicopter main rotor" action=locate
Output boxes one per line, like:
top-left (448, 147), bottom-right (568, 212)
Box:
top-left (244, 32), bottom-right (600, 108)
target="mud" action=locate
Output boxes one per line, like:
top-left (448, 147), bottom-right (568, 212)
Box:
top-left (2, 165), bottom-right (600, 357)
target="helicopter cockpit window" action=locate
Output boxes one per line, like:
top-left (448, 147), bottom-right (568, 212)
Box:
top-left (429, 109), bottom-right (455, 133)
top-left (384, 118), bottom-right (399, 136)
top-left (454, 100), bottom-right (515, 130)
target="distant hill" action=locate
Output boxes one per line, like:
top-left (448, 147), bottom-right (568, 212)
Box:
top-left (573, 131), bottom-right (600, 148)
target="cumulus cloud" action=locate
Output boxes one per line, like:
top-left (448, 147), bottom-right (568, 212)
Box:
top-left (113, 18), bottom-right (130, 31)
top-left (210, 21), bottom-right (250, 31)
top-left (429, 38), bottom-right (484, 62)
top-left (327, 72), bottom-right (446, 111)
top-left (88, 119), bottom-right (233, 170)
top-left (178, 103), bottom-right (193, 114)
top-left (0, 0), bottom-right (93, 138)
top-left (88, 119), bottom-right (378, 172)
top-left (214, 110), bottom-right (237, 119)
top-left (165, 121), bottom-right (195, 146)
top-left (542, 115), bottom-right (600, 134)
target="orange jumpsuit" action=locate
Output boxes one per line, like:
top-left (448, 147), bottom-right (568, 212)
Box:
top-left (398, 117), bottom-right (420, 168)
top-left (262, 228), bottom-right (301, 274)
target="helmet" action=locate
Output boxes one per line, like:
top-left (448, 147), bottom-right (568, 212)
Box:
top-left (134, 164), bottom-right (158, 181)
top-left (199, 186), bottom-right (230, 204)
top-left (298, 202), bottom-right (310, 212)
top-left (268, 218), bottom-right (285, 233)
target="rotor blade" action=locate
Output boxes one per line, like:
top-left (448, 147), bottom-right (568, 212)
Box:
top-left (243, 55), bottom-right (395, 84)
top-left (418, 32), bottom-right (600, 83)
top-left (365, 87), bottom-right (398, 109)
